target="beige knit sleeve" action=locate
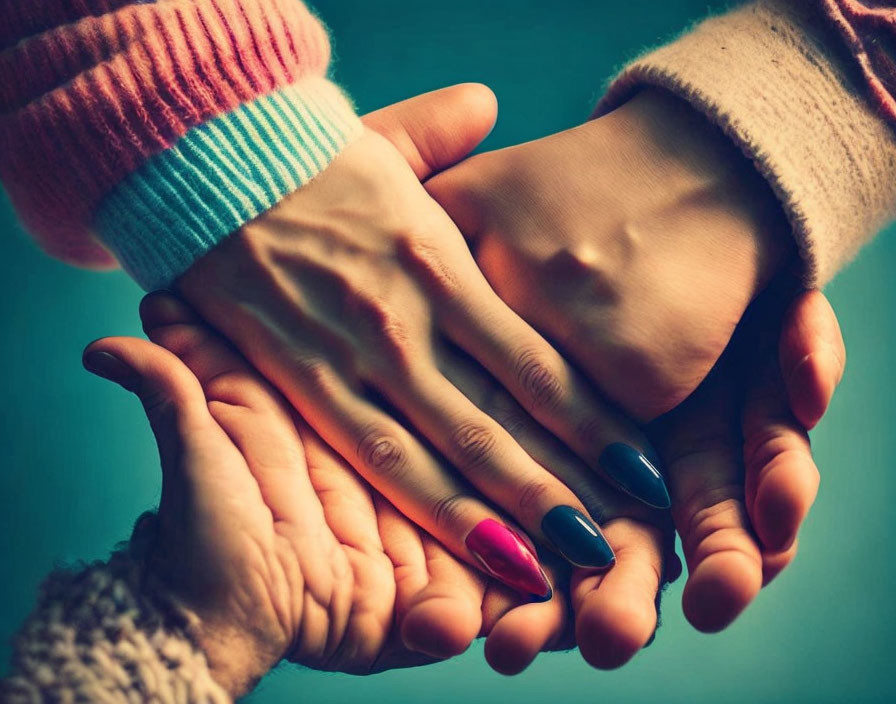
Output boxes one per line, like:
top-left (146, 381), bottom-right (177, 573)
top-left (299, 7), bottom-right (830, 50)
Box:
top-left (596, 0), bottom-right (896, 287)
top-left (0, 515), bottom-right (230, 703)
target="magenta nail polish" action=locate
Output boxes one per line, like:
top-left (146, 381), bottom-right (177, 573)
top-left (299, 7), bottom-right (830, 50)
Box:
top-left (465, 519), bottom-right (552, 601)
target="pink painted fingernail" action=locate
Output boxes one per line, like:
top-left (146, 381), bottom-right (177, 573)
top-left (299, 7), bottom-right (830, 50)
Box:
top-left (465, 519), bottom-right (552, 601)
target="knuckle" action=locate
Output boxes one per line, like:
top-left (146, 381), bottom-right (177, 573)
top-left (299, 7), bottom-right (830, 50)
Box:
top-left (450, 422), bottom-right (499, 470)
top-left (515, 348), bottom-right (566, 412)
top-left (395, 232), bottom-right (461, 301)
top-left (291, 354), bottom-right (336, 396)
top-left (742, 425), bottom-right (809, 474)
top-left (574, 415), bottom-right (607, 451)
top-left (543, 245), bottom-right (619, 303)
top-left (676, 484), bottom-right (749, 557)
top-left (357, 428), bottom-right (408, 481)
top-left (515, 478), bottom-right (553, 517)
top-left (431, 493), bottom-right (470, 533)
top-left (354, 296), bottom-right (416, 373)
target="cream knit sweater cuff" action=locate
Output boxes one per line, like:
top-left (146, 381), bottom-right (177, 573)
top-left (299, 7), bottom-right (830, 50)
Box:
top-left (1, 513), bottom-right (230, 703)
top-left (597, 0), bottom-right (896, 287)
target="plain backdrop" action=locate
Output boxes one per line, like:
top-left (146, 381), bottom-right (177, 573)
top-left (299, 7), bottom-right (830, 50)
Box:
top-left (1, 2), bottom-right (893, 702)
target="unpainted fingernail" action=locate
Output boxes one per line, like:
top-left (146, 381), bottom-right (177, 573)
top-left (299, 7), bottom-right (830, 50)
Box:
top-left (541, 506), bottom-right (615, 569)
top-left (600, 443), bottom-right (671, 509)
top-left (466, 519), bottom-right (552, 602)
top-left (83, 351), bottom-right (139, 392)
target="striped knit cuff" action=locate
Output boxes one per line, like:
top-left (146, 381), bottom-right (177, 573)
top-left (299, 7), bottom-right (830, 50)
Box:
top-left (596, 0), bottom-right (896, 287)
top-left (93, 76), bottom-right (363, 291)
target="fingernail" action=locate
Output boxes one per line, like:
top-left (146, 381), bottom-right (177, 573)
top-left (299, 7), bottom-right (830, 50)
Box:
top-left (83, 351), bottom-right (139, 392)
top-left (541, 506), bottom-right (615, 569)
top-left (600, 443), bottom-right (671, 509)
top-left (466, 519), bottom-right (552, 602)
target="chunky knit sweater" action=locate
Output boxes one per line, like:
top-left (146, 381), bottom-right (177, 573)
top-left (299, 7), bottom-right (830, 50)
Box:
top-left (2, 1), bottom-right (896, 700)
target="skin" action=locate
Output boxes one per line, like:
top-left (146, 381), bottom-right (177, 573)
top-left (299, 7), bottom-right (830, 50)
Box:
top-left (81, 279), bottom-right (844, 693)
top-left (425, 86), bottom-right (844, 633)
top-left (84, 292), bottom-right (566, 696)
top-left (176, 88), bottom-right (668, 591)
top-left (78, 88), bottom-right (845, 692)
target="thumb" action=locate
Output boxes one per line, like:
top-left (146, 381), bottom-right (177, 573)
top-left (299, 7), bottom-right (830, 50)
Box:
top-left (83, 337), bottom-right (216, 469)
top-left (362, 83), bottom-right (498, 180)
top-left (779, 290), bottom-right (846, 430)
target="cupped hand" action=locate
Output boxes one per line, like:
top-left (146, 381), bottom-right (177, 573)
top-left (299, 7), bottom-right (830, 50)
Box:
top-left (649, 286), bottom-right (845, 632)
top-left (425, 87), bottom-right (844, 632)
top-left (82, 292), bottom-right (585, 696)
top-left (175, 87), bottom-right (671, 601)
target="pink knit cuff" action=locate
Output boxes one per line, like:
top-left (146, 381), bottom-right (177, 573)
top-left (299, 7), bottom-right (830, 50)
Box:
top-left (0, 0), bottom-right (337, 269)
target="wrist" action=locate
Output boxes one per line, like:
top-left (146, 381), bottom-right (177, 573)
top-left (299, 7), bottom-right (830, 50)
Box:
top-left (130, 513), bottom-right (281, 699)
top-left (603, 87), bottom-right (792, 300)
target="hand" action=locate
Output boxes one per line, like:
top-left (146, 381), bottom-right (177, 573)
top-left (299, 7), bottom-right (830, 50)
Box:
top-left (649, 286), bottom-right (845, 631)
top-left (82, 292), bottom-right (583, 696)
top-left (427, 87), bottom-right (791, 421)
top-left (426, 88), bottom-right (842, 633)
top-left (176, 87), bottom-right (671, 600)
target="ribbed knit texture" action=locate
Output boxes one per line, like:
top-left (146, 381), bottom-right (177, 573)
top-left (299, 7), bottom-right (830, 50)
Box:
top-left (0, 513), bottom-right (230, 703)
top-left (0, 0), bottom-right (360, 288)
top-left (95, 77), bottom-right (363, 290)
top-left (598, 0), bottom-right (896, 287)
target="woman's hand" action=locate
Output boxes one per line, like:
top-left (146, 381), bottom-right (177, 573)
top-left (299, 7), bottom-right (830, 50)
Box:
top-left (426, 87), bottom-right (791, 422)
top-left (425, 89), bottom-right (844, 633)
top-left (175, 87), bottom-right (673, 599)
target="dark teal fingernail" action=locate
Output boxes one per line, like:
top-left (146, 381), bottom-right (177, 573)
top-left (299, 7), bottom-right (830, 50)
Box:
top-left (600, 443), bottom-right (671, 509)
top-left (541, 506), bottom-right (615, 569)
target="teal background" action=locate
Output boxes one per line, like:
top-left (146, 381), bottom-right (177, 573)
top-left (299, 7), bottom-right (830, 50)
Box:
top-left (1, 1), bottom-right (894, 702)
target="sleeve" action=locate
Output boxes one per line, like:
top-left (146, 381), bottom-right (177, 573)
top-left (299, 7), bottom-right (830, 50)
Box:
top-left (0, 0), bottom-right (363, 290)
top-left (595, 0), bottom-right (896, 287)
top-left (0, 513), bottom-right (231, 703)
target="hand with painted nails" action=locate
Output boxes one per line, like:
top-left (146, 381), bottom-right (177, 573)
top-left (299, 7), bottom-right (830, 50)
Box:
top-left (175, 85), bottom-right (670, 598)
top-left (77, 292), bottom-right (581, 696)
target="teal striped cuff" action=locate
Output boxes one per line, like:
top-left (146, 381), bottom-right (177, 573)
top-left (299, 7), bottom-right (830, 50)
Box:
top-left (93, 77), bottom-right (364, 291)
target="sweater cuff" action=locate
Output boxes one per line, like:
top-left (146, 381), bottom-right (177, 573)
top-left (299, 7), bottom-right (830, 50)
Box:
top-left (596, 0), bottom-right (896, 287)
top-left (93, 76), bottom-right (363, 291)
top-left (1, 513), bottom-right (230, 703)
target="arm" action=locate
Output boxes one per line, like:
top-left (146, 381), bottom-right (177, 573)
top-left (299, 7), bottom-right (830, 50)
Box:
top-left (1, 291), bottom-right (574, 700)
top-left (0, 1), bottom-right (672, 584)
top-left (598, 0), bottom-right (896, 287)
top-left (424, 0), bottom-right (861, 637)
top-left (0, 0), bottom-right (361, 285)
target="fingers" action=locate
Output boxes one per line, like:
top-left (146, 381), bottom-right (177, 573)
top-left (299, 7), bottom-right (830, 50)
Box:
top-left (652, 368), bottom-right (763, 634)
top-left (570, 518), bottom-right (665, 669)
top-left (362, 83), bottom-right (498, 181)
top-left (383, 504), bottom-right (485, 660)
top-left (371, 361), bottom-right (616, 570)
top-left (743, 344), bottom-right (819, 555)
top-left (435, 280), bottom-right (669, 509)
top-left (139, 292), bottom-right (317, 526)
top-left (483, 579), bottom-right (569, 675)
top-left (82, 333), bottom-right (223, 471)
top-left (779, 290), bottom-right (846, 430)
top-left (438, 349), bottom-right (669, 672)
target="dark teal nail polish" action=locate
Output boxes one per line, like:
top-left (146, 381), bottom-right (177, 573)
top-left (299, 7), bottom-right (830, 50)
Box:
top-left (600, 443), bottom-right (671, 509)
top-left (541, 506), bottom-right (615, 569)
